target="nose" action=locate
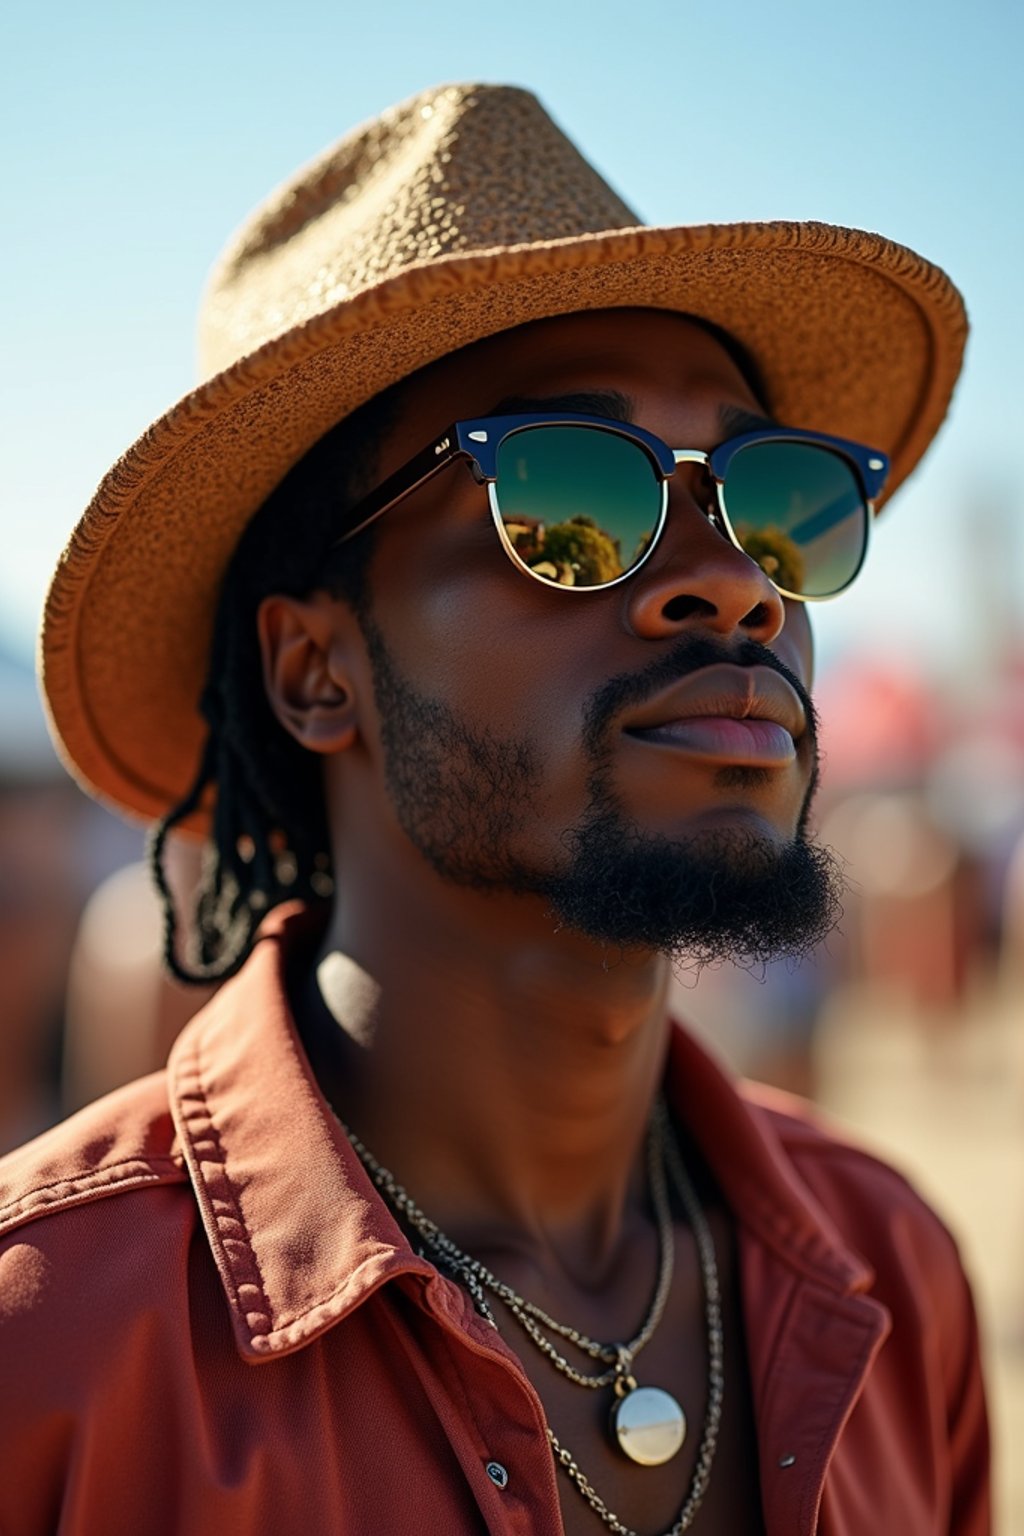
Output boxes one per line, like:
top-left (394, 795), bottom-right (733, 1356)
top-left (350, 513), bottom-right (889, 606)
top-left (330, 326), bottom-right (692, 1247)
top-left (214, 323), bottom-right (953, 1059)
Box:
top-left (623, 481), bottom-right (786, 644)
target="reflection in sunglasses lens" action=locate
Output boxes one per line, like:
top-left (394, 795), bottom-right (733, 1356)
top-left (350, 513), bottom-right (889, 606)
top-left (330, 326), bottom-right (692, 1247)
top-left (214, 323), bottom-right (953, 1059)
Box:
top-left (492, 426), bottom-right (868, 598)
top-left (724, 442), bottom-right (867, 597)
top-left (494, 425), bottom-right (662, 587)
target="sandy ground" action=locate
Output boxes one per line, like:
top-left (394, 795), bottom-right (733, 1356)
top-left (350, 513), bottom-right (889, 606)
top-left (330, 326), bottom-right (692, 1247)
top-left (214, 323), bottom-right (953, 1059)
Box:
top-left (813, 974), bottom-right (1024, 1534)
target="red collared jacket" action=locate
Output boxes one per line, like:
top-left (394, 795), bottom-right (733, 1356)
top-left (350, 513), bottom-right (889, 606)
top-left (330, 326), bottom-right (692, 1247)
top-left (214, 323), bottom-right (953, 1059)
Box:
top-left (0, 909), bottom-right (990, 1534)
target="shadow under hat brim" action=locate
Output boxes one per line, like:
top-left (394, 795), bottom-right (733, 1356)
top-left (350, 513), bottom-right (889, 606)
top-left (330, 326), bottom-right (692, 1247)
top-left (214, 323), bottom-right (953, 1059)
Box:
top-left (40, 219), bottom-right (967, 833)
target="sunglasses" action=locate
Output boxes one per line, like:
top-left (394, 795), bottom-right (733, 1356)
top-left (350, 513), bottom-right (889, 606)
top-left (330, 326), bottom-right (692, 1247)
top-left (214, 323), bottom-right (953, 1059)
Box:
top-left (335, 411), bottom-right (889, 601)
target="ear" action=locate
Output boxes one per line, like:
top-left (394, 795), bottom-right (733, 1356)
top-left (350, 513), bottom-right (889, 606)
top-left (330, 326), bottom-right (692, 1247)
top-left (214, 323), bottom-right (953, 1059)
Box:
top-left (257, 591), bottom-right (362, 755)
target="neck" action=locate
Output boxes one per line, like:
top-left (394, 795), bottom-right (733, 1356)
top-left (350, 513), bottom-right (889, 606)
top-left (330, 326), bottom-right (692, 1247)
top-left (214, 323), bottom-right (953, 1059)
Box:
top-left (296, 870), bottom-right (672, 1271)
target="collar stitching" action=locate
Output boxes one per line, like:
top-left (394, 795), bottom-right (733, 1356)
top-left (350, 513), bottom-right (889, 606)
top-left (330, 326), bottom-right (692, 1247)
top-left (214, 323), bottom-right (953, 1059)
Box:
top-left (177, 1026), bottom-right (277, 1343)
top-left (250, 1256), bottom-right (436, 1347)
top-left (0, 1157), bottom-right (184, 1236)
top-left (176, 1013), bottom-right (438, 1350)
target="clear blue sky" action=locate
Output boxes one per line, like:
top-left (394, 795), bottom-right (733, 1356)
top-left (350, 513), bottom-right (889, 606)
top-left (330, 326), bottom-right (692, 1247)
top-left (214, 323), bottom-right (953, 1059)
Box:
top-left (2, 0), bottom-right (1021, 677)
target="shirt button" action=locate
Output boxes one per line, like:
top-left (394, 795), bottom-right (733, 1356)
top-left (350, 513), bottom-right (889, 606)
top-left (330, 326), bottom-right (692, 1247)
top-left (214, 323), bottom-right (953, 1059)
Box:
top-left (486, 1460), bottom-right (509, 1490)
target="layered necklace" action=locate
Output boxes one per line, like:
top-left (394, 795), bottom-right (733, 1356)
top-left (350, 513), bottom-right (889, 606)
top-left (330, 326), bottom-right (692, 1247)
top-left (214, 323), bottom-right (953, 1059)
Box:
top-left (342, 1099), bottom-right (724, 1535)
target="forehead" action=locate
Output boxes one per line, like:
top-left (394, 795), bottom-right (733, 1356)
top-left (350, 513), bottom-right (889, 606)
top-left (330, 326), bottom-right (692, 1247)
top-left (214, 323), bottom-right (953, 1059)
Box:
top-left (363, 307), bottom-right (815, 679)
top-left (388, 309), bottom-right (764, 447)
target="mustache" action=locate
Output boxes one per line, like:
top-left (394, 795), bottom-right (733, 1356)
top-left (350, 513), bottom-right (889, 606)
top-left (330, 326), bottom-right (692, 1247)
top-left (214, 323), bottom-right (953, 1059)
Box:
top-left (582, 634), bottom-right (820, 758)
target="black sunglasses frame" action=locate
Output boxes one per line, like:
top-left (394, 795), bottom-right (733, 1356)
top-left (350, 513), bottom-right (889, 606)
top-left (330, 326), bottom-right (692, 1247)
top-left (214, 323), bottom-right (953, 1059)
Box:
top-left (333, 411), bottom-right (890, 601)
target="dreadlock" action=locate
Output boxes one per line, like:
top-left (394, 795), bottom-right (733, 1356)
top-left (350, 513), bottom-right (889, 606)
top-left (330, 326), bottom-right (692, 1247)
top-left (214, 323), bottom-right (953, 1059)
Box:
top-left (149, 383), bottom-right (403, 985)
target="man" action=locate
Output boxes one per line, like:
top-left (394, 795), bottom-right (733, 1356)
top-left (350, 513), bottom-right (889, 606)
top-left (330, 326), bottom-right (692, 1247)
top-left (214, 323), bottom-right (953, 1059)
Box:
top-left (0, 84), bottom-right (988, 1534)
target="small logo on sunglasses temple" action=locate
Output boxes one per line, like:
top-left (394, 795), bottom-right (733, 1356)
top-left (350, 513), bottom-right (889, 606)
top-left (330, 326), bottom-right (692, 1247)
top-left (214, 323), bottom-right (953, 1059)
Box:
top-left (434, 437), bottom-right (450, 455)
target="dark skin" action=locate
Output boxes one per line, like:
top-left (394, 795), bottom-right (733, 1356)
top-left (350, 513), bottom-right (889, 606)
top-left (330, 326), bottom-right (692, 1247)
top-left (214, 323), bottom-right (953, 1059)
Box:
top-left (259, 310), bottom-right (817, 1534)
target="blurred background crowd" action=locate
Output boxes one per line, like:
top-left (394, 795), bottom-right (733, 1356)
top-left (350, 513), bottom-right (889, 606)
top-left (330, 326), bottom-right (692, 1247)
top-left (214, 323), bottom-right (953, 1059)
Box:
top-left (2, 0), bottom-right (1021, 1525)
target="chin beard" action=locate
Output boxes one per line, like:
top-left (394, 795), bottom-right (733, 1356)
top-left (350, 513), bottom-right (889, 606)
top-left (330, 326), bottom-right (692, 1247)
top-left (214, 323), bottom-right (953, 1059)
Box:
top-left (362, 615), bottom-right (845, 970)
top-left (540, 803), bottom-right (845, 968)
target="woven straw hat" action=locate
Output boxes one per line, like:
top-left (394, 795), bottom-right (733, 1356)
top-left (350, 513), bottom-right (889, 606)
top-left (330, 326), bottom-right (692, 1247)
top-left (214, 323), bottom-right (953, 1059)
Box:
top-left (41, 82), bottom-right (967, 827)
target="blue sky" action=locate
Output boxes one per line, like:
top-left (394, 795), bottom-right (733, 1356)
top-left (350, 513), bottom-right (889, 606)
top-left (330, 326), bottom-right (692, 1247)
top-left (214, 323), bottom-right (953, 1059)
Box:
top-left (1, 0), bottom-right (1021, 678)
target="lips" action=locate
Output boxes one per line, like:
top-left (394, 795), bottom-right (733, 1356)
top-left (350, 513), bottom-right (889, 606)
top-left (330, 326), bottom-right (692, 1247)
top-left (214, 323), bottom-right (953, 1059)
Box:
top-left (621, 662), bottom-right (808, 766)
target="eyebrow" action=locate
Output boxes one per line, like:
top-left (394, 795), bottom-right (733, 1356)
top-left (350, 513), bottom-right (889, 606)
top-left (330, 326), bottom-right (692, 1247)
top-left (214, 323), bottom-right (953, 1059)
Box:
top-left (486, 389), bottom-right (634, 421)
top-left (484, 391), bottom-right (777, 441)
top-left (717, 402), bottom-right (778, 437)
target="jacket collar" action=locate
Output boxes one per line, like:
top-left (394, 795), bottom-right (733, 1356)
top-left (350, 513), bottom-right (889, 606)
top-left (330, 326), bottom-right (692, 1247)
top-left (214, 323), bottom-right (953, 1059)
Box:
top-left (168, 905), bottom-right (875, 1361)
top-left (664, 1027), bottom-right (875, 1296)
top-left (167, 907), bottom-right (435, 1360)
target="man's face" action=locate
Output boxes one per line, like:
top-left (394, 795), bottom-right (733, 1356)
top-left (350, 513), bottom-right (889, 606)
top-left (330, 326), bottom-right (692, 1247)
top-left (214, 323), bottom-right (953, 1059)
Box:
top-left (324, 309), bottom-right (843, 965)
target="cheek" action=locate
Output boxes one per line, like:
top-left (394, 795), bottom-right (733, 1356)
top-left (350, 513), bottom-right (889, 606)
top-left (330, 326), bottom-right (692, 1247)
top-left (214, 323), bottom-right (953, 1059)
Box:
top-left (365, 536), bottom-right (622, 834)
top-left (369, 509), bottom-right (581, 730)
top-left (776, 602), bottom-right (814, 690)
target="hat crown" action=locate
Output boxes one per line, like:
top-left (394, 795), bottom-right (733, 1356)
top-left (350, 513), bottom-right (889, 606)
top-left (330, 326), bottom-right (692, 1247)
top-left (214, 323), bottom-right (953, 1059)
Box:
top-left (200, 84), bottom-right (638, 378)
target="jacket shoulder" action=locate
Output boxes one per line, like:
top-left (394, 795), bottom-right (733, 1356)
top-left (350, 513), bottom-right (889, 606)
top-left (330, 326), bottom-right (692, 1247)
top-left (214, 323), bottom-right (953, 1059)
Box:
top-left (740, 1078), bottom-right (935, 1202)
top-left (0, 1072), bottom-right (186, 1240)
top-left (742, 1078), bottom-right (931, 1186)
top-left (740, 1079), bottom-right (969, 1279)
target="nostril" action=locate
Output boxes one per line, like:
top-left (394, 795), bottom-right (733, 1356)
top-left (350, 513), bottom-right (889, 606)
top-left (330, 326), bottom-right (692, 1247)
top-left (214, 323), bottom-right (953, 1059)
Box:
top-left (662, 594), bottom-right (715, 623)
top-left (743, 600), bottom-right (775, 631)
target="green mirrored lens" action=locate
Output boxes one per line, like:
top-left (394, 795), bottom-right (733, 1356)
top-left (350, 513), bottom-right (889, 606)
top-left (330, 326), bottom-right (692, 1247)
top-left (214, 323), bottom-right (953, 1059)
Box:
top-left (723, 442), bottom-right (868, 597)
top-left (493, 425), bottom-right (662, 588)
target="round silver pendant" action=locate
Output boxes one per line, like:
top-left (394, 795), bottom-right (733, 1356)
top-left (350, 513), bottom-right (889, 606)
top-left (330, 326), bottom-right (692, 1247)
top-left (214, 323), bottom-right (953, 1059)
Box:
top-left (611, 1385), bottom-right (687, 1466)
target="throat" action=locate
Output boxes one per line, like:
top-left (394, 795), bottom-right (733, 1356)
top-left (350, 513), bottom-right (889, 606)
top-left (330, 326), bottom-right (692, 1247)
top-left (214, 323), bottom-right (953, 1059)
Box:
top-left (296, 932), bottom-right (674, 1254)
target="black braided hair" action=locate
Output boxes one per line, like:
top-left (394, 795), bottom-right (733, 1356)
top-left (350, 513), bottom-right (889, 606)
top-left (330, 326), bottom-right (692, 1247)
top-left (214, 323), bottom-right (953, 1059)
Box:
top-left (149, 384), bottom-right (403, 985)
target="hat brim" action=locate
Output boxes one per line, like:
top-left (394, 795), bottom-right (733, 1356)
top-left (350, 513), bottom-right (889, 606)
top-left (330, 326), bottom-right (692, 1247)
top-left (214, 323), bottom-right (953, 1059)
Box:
top-left (41, 220), bottom-right (967, 830)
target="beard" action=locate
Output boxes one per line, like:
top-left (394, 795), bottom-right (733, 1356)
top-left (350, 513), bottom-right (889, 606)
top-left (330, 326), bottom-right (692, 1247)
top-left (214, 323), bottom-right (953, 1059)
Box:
top-left (361, 618), bottom-right (845, 969)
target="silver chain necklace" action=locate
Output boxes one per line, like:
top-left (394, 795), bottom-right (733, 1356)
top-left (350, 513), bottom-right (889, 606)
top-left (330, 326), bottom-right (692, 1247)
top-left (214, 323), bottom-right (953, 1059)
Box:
top-left (341, 1099), bottom-right (725, 1535)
